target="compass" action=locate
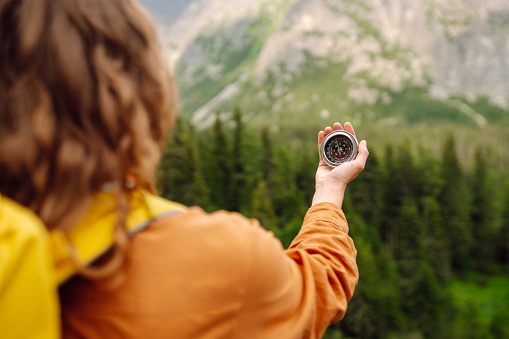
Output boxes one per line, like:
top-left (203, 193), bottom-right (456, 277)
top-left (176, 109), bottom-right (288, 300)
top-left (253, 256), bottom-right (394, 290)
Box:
top-left (320, 130), bottom-right (359, 167)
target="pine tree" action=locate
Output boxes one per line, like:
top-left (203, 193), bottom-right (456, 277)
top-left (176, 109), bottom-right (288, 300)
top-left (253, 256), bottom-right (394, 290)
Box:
top-left (251, 180), bottom-right (278, 233)
top-left (350, 148), bottom-right (383, 246)
top-left (209, 111), bottom-right (231, 209)
top-left (423, 196), bottom-right (451, 284)
top-left (261, 127), bottom-right (275, 187)
top-left (499, 180), bottom-right (509, 273)
top-left (489, 305), bottom-right (509, 338)
top-left (294, 142), bottom-right (316, 206)
top-left (380, 144), bottom-right (399, 258)
top-left (454, 301), bottom-right (486, 339)
top-left (396, 199), bottom-right (425, 274)
top-left (185, 125), bottom-right (211, 209)
top-left (158, 120), bottom-right (212, 208)
top-left (470, 146), bottom-right (496, 273)
top-left (409, 262), bottom-right (452, 337)
top-left (439, 134), bottom-right (470, 270)
top-left (159, 119), bottom-right (193, 203)
top-left (395, 197), bottom-right (432, 331)
top-left (414, 146), bottom-right (442, 208)
top-left (271, 147), bottom-right (308, 227)
top-left (395, 142), bottom-right (417, 199)
top-left (336, 232), bottom-right (405, 338)
top-left (230, 107), bottom-right (247, 211)
top-left (380, 143), bottom-right (417, 259)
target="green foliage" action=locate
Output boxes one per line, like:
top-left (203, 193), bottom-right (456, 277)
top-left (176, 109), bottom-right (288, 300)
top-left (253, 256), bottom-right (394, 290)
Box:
top-left (439, 134), bottom-right (471, 270)
top-left (261, 127), bottom-right (275, 187)
top-left (229, 107), bottom-right (248, 211)
top-left (396, 199), bottom-right (425, 275)
top-left (250, 180), bottom-right (278, 233)
top-left (453, 301), bottom-right (486, 339)
top-left (208, 112), bottom-right (232, 209)
top-left (158, 120), bottom-right (212, 208)
top-left (336, 231), bottom-right (406, 339)
top-left (423, 197), bottom-right (451, 284)
top-left (489, 304), bottom-right (509, 337)
top-left (349, 148), bottom-right (383, 235)
top-left (449, 273), bottom-right (509, 338)
top-left (378, 145), bottom-right (397, 256)
top-left (498, 181), bottom-right (509, 274)
top-left (470, 146), bottom-right (496, 273)
top-left (408, 262), bottom-right (452, 337)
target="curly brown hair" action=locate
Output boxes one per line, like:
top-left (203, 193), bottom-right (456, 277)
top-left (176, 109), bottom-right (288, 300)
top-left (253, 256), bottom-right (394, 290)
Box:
top-left (0, 0), bottom-right (176, 277)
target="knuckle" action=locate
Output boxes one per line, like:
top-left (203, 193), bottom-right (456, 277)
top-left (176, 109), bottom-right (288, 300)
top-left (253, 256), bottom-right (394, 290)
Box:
top-left (353, 162), bottom-right (364, 171)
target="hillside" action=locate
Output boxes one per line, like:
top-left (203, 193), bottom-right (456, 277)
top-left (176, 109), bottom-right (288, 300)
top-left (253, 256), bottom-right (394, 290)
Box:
top-left (148, 0), bottom-right (509, 127)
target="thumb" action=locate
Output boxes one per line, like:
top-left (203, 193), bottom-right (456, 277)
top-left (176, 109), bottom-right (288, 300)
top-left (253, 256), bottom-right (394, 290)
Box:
top-left (354, 140), bottom-right (369, 169)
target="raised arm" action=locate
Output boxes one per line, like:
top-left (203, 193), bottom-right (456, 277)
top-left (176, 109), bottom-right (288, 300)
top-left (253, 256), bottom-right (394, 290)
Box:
top-left (235, 122), bottom-right (368, 338)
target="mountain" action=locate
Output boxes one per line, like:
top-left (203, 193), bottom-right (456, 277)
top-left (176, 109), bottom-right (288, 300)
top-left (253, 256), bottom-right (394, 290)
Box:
top-left (151, 0), bottom-right (509, 128)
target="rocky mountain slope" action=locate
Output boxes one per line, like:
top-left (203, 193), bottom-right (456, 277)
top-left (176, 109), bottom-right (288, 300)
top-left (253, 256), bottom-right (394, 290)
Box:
top-left (150, 0), bottom-right (509, 127)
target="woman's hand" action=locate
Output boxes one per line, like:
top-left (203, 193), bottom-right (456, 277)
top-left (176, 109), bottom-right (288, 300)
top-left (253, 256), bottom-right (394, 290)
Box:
top-left (312, 122), bottom-right (369, 208)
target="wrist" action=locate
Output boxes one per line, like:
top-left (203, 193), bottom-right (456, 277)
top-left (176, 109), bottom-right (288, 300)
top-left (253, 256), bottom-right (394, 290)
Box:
top-left (312, 181), bottom-right (346, 208)
top-left (315, 179), bottom-right (346, 191)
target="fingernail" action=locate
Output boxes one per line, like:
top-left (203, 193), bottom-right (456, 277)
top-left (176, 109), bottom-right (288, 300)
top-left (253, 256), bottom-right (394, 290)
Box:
top-left (361, 140), bottom-right (367, 146)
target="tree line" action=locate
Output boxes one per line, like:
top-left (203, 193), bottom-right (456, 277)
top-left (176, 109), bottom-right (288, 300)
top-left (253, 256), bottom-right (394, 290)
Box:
top-left (157, 110), bottom-right (509, 338)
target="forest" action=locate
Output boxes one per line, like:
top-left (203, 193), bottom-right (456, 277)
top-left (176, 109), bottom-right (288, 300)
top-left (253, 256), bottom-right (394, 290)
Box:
top-left (157, 109), bottom-right (509, 339)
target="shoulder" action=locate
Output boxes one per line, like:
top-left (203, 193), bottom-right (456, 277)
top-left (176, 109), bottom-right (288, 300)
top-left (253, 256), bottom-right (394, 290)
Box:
top-left (165, 207), bottom-right (292, 296)
top-left (159, 206), bottom-right (269, 243)
top-left (123, 208), bottom-right (285, 313)
top-left (132, 206), bottom-right (280, 270)
top-left (142, 206), bottom-right (287, 283)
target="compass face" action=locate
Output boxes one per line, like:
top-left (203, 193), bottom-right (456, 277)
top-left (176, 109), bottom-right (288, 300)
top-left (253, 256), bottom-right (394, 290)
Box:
top-left (320, 131), bottom-right (358, 167)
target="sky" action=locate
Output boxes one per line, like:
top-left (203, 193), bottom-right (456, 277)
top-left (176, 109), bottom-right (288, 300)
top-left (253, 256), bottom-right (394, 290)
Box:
top-left (138, 0), bottom-right (194, 25)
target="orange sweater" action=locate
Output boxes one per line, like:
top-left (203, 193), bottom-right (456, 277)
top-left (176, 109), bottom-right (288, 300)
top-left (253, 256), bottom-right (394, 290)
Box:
top-left (59, 202), bottom-right (358, 339)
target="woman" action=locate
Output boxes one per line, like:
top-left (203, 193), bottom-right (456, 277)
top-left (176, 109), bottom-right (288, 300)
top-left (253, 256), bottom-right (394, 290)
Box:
top-left (0, 0), bottom-right (369, 338)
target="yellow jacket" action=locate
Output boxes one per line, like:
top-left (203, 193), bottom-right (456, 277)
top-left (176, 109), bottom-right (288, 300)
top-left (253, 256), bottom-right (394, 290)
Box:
top-left (0, 195), bottom-right (60, 339)
top-left (0, 190), bottom-right (185, 339)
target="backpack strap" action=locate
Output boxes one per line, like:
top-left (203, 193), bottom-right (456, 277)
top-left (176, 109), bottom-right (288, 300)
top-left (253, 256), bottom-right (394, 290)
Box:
top-left (51, 190), bottom-right (187, 285)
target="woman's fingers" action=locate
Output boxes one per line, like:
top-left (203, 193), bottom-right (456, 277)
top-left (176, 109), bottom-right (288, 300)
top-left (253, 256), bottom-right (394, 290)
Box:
top-left (318, 122), bottom-right (359, 164)
top-left (333, 122), bottom-right (343, 131)
top-left (353, 140), bottom-right (369, 170)
top-left (344, 122), bottom-right (355, 137)
top-left (318, 130), bottom-right (325, 144)
top-left (318, 130), bottom-right (325, 157)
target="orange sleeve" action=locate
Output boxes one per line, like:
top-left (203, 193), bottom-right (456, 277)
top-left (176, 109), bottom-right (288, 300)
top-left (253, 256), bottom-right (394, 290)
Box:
top-left (236, 202), bottom-right (358, 339)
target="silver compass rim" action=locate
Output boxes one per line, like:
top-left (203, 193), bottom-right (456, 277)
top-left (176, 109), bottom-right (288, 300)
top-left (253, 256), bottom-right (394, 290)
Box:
top-left (320, 130), bottom-right (359, 167)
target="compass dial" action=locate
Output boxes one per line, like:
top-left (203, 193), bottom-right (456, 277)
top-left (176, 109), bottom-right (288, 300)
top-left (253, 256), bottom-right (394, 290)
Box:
top-left (320, 130), bottom-right (358, 167)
